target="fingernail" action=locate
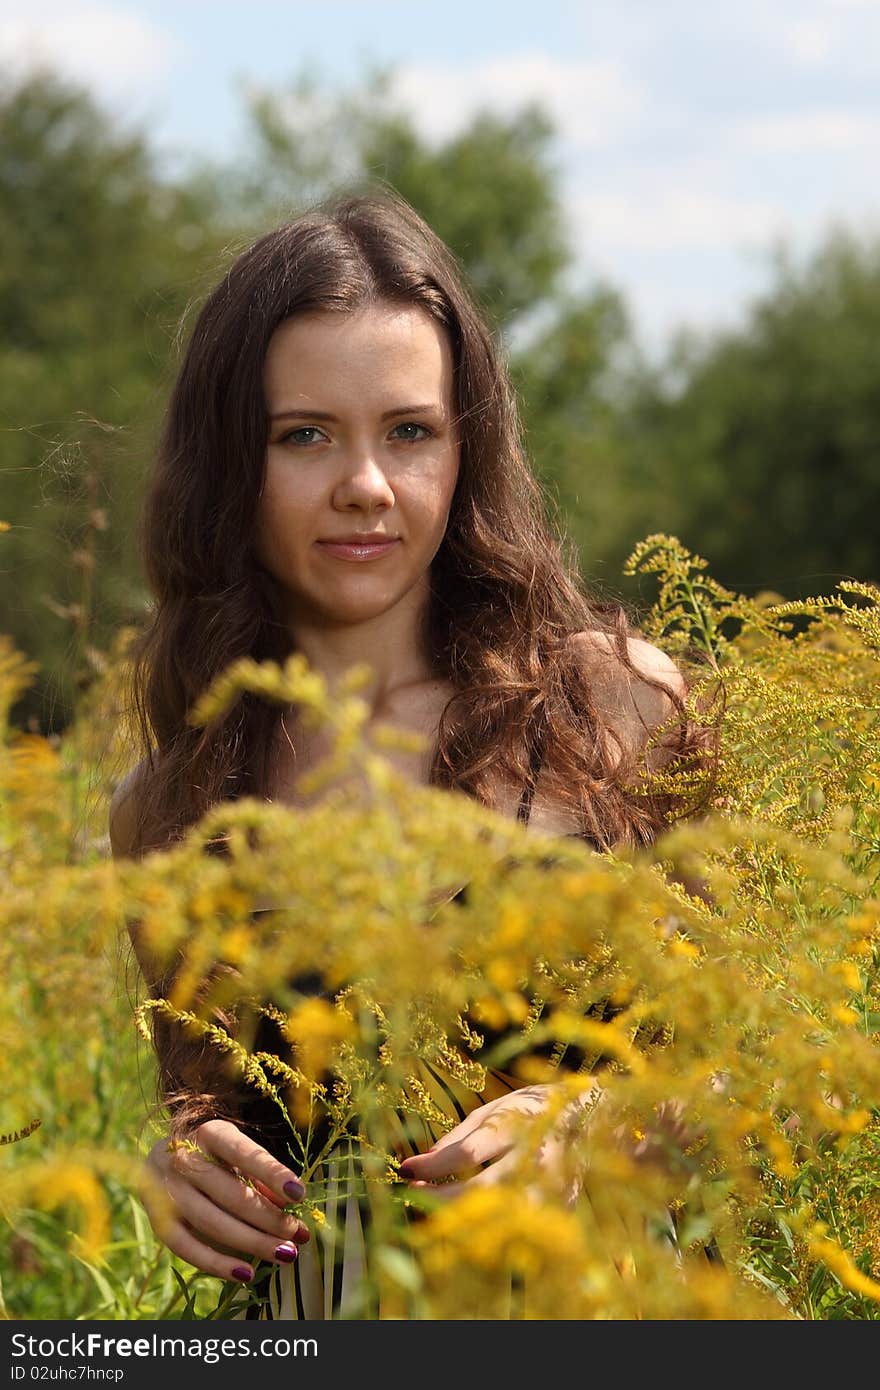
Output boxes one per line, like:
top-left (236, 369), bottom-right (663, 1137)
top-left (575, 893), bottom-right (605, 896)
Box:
top-left (398, 1160), bottom-right (415, 1178)
top-left (283, 1179), bottom-right (305, 1199)
top-left (274, 1242), bottom-right (298, 1263)
top-left (231, 1265), bottom-right (253, 1282)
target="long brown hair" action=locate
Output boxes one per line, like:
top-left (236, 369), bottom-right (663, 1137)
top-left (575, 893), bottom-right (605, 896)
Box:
top-left (123, 187), bottom-right (718, 1139)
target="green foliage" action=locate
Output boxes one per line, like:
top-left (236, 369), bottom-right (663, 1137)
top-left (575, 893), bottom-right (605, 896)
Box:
top-left (625, 230), bottom-right (880, 594)
top-left (226, 67), bottom-right (569, 328)
top-left (509, 289), bottom-right (647, 575)
top-left (359, 104), bottom-right (568, 326)
top-left (0, 72), bottom-right (225, 729)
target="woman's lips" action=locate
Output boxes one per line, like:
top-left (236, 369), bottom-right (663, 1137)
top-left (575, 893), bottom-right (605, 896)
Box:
top-left (316, 538), bottom-right (400, 561)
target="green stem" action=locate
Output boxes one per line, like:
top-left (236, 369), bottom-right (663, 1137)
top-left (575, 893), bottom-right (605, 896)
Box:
top-left (131, 1250), bottom-right (165, 1310)
top-left (681, 577), bottom-right (722, 675)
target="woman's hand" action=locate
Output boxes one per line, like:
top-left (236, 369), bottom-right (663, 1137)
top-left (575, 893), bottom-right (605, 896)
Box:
top-left (398, 1082), bottom-right (598, 1205)
top-left (141, 1119), bottom-right (310, 1282)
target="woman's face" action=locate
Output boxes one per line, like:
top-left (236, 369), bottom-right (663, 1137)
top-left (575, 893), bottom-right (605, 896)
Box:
top-left (256, 301), bottom-right (460, 632)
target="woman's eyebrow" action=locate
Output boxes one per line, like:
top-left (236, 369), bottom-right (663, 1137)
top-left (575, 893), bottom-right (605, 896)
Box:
top-left (269, 403), bottom-right (445, 422)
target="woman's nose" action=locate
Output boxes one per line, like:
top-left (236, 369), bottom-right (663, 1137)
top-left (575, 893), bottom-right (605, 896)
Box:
top-left (331, 449), bottom-right (395, 509)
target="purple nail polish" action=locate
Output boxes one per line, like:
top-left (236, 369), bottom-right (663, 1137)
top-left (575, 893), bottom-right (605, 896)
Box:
top-left (231, 1264), bottom-right (253, 1282)
top-left (283, 1179), bottom-right (305, 1199)
top-left (274, 1243), bottom-right (298, 1263)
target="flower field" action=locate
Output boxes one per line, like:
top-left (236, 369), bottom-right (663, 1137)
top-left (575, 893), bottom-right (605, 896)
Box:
top-left (2, 536), bottom-right (879, 1320)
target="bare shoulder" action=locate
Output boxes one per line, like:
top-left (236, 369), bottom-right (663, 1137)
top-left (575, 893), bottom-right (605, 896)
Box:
top-left (568, 630), bottom-right (687, 768)
top-left (569, 628), bottom-right (686, 693)
top-left (108, 758), bottom-right (153, 861)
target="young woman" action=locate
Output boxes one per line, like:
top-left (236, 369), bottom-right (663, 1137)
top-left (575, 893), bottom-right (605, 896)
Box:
top-left (109, 188), bottom-right (716, 1318)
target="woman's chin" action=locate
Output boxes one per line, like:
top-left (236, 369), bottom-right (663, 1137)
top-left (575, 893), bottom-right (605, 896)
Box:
top-left (274, 568), bottom-right (429, 631)
top-left (301, 594), bottom-right (410, 629)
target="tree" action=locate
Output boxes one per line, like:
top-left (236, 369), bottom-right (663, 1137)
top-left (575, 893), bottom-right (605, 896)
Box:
top-left (508, 289), bottom-right (652, 591)
top-left (625, 229), bottom-right (880, 594)
top-left (0, 72), bottom-right (225, 728)
top-left (225, 67), bottom-right (570, 329)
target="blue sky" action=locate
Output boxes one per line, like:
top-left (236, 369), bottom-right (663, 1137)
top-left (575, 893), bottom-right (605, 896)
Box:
top-left (3, 0), bottom-right (880, 358)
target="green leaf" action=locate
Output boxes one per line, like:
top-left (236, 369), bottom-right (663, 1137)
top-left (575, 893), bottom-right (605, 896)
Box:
top-left (375, 1245), bottom-right (422, 1294)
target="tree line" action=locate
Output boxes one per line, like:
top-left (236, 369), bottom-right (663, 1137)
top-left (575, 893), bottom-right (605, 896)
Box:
top-left (2, 68), bottom-right (877, 728)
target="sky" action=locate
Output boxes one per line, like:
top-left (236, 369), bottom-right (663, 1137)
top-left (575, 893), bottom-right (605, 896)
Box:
top-left (2, 0), bottom-right (880, 359)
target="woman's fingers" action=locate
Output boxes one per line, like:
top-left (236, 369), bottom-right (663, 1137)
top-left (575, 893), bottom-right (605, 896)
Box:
top-left (399, 1108), bottom-right (533, 1178)
top-left (406, 1149), bottom-right (520, 1200)
top-left (399, 1083), bottom-right (590, 1197)
top-left (399, 1124), bottom-right (511, 1181)
top-left (251, 1178), bottom-right (288, 1209)
top-left (162, 1174), bottom-right (303, 1268)
top-left (406, 1131), bottom-right (577, 1204)
top-left (163, 1144), bottom-right (309, 1244)
top-left (419, 1095), bottom-right (508, 1152)
top-left (141, 1120), bottom-right (310, 1278)
top-left (150, 1214), bottom-right (261, 1284)
top-left (424, 1086), bottom-right (549, 1155)
top-left (194, 1119), bottom-right (305, 1202)
top-left (399, 1087), bottom-right (552, 1181)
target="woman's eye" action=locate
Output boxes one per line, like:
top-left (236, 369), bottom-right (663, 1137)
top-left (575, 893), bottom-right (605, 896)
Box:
top-left (390, 422), bottom-right (431, 442)
top-left (282, 426), bottom-right (326, 445)
top-left (277, 422), bottom-right (431, 446)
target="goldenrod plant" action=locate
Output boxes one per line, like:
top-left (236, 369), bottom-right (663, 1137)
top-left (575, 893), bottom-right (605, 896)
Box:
top-left (1, 536), bottom-right (878, 1320)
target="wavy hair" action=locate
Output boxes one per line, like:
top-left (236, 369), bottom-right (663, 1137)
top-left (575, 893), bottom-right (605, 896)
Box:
top-left (122, 188), bottom-right (719, 1140)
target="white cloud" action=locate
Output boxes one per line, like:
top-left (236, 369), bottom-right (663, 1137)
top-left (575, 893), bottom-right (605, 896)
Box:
top-left (736, 109), bottom-right (880, 151)
top-left (0, 4), bottom-right (179, 99)
top-left (783, 17), bottom-right (836, 65)
top-left (388, 53), bottom-right (645, 148)
top-left (758, 1), bottom-right (880, 75)
top-left (572, 189), bottom-right (789, 253)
